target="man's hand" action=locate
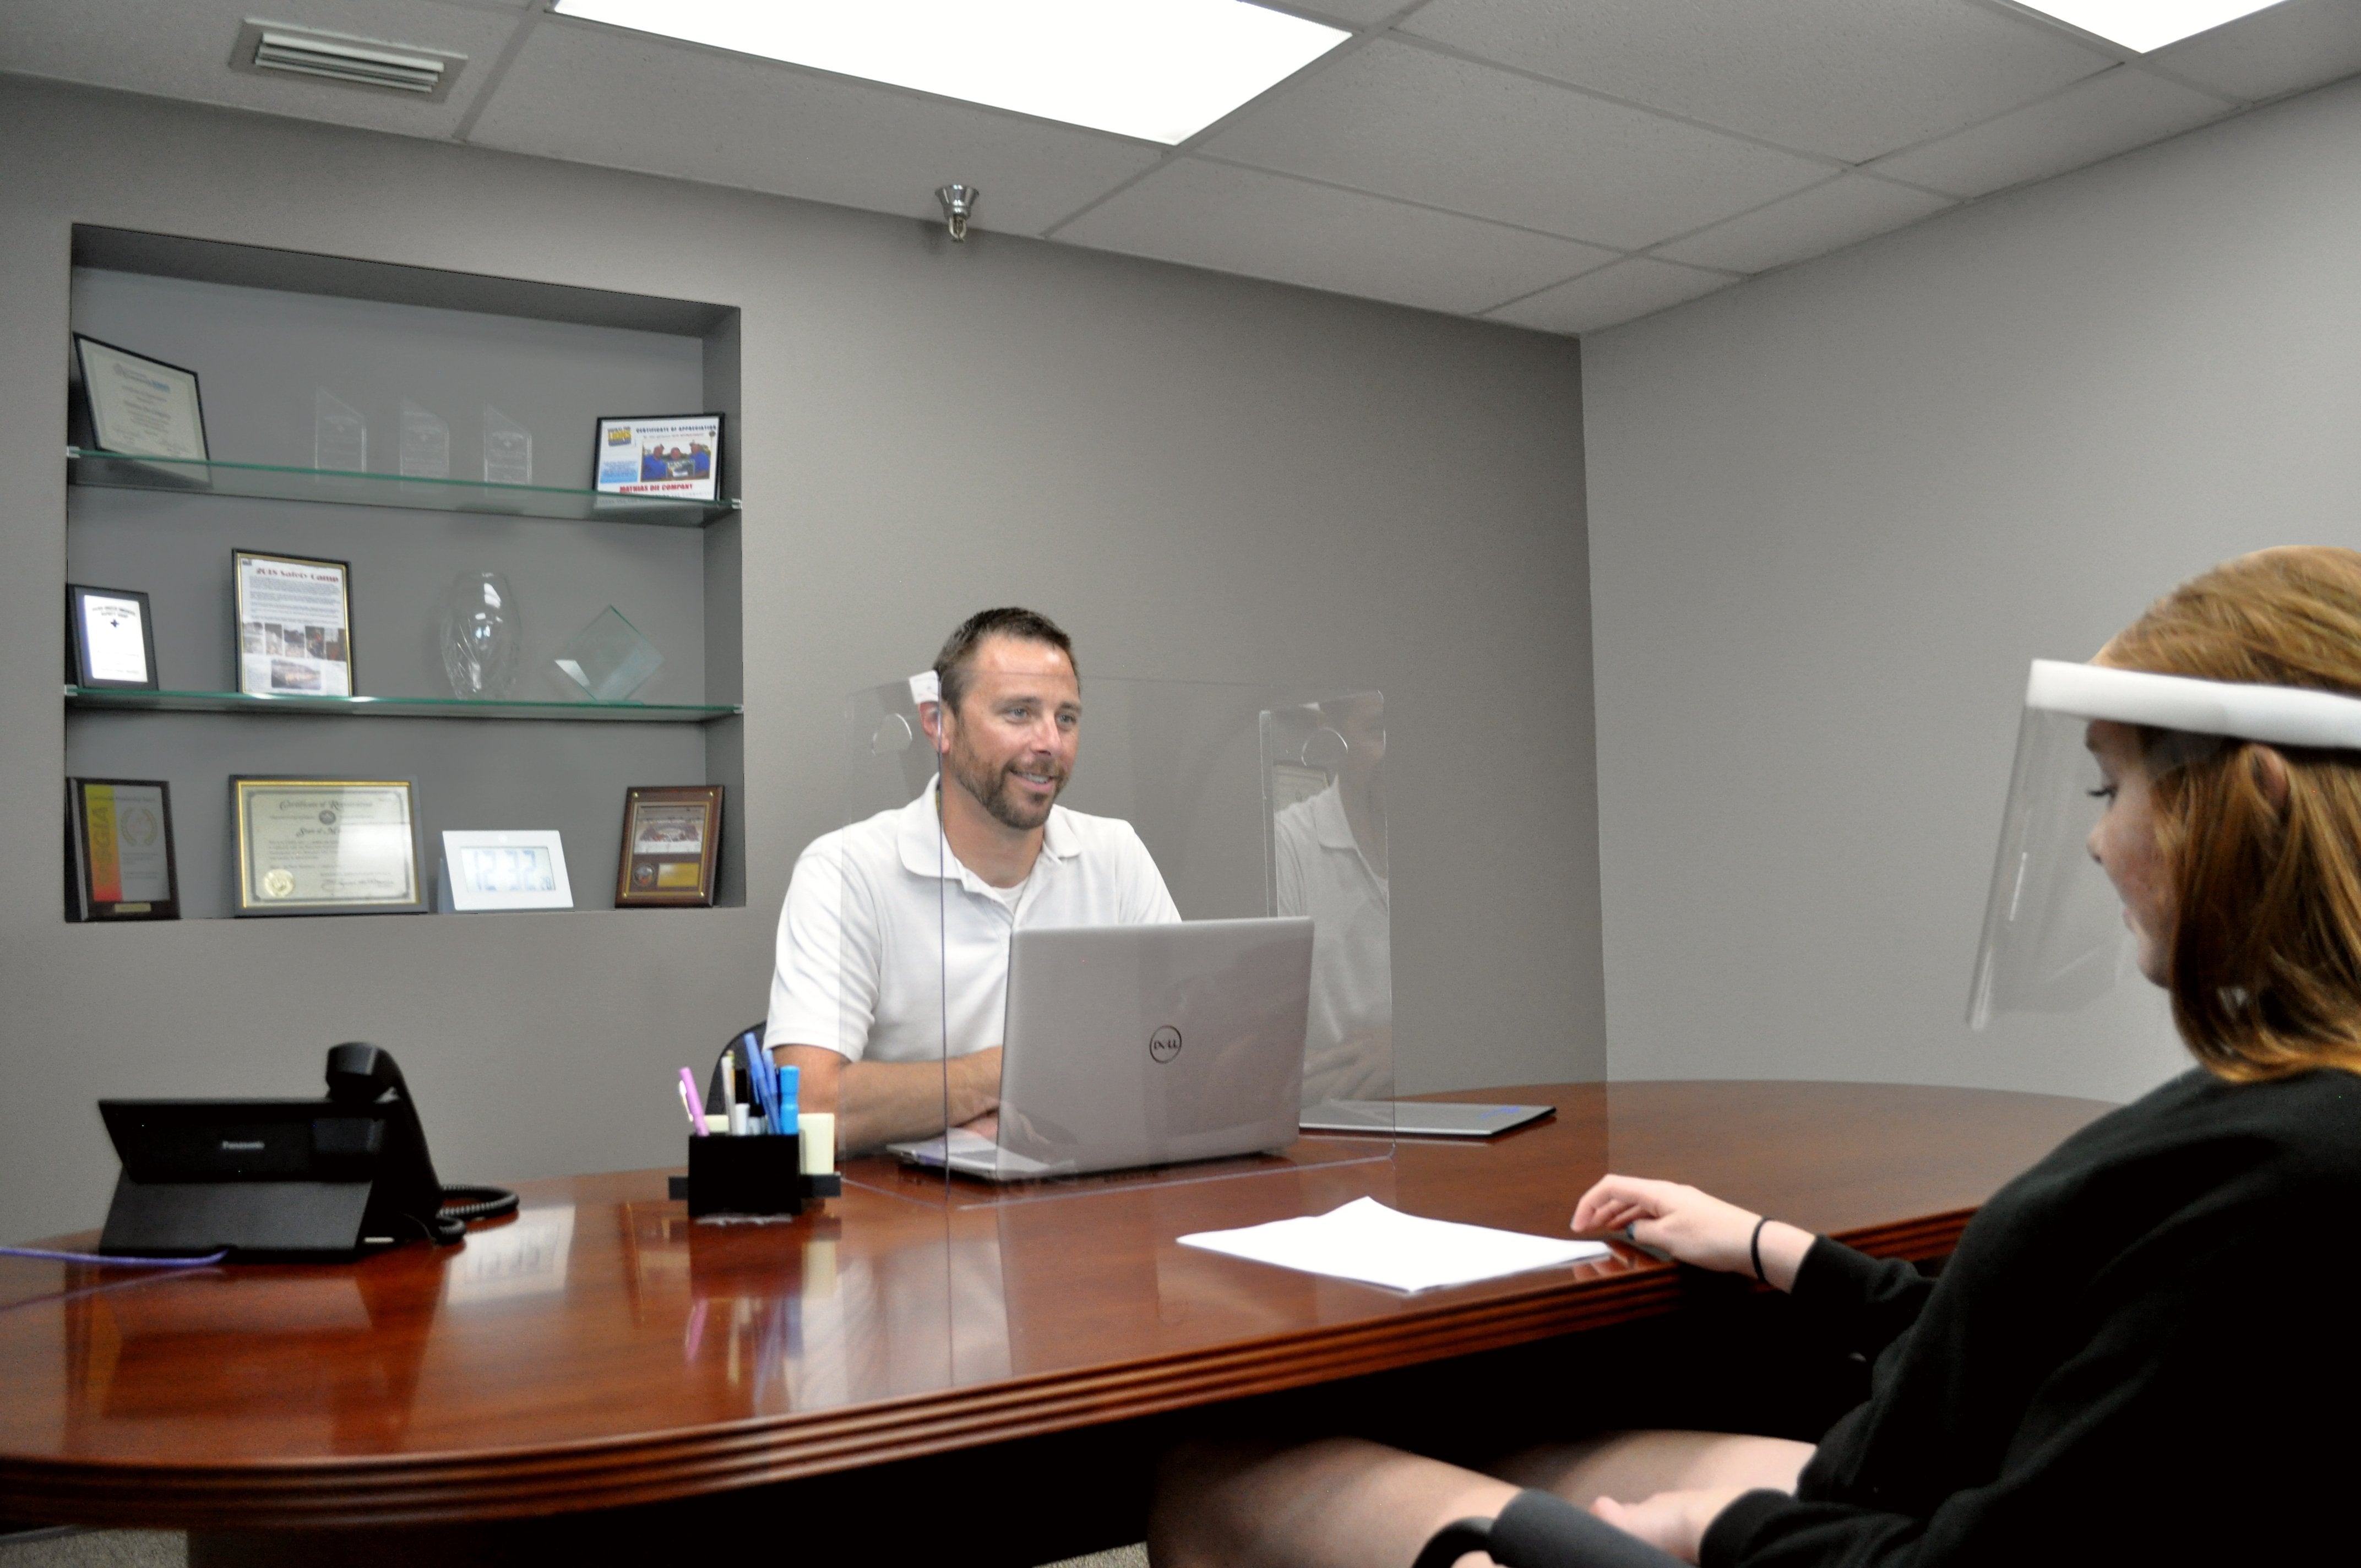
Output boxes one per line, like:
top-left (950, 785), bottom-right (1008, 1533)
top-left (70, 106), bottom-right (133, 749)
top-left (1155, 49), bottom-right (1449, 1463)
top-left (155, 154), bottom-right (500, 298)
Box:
top-left (1591, 1487), bottom-right (1749, 1565)
top-left (1570, 1174), bottom-right (1812, 1290)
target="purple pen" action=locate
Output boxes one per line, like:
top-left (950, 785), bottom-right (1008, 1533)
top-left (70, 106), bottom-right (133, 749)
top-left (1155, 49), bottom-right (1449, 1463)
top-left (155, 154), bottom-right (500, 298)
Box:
top-left (678, 1067), bottom-right (708, 1135)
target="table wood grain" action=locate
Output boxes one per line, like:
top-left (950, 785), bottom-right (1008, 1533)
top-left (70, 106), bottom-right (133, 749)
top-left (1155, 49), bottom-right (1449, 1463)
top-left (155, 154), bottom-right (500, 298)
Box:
top-left (0, 1082), bottom-right (2109, 1530)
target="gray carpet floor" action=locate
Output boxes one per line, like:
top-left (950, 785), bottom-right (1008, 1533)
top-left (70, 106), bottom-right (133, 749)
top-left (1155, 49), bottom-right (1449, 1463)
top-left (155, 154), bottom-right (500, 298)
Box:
top-left (0, 1533), bottom-right (1147, 1568)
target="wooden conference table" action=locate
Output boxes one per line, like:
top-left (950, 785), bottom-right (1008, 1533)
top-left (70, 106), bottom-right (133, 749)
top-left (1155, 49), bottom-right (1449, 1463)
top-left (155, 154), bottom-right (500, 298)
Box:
top-left (0, 1082), bottom-right (2108, 1565)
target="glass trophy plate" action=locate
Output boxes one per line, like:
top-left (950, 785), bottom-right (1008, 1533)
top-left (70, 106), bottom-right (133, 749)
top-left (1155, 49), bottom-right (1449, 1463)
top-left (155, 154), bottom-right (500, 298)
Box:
top-left (314, 389), bottom-right (367, 472)
top-left (400, 400), bottom-right (450, 479)
top-left (483, 406), bottom-right (532, 485)
top-left (553, 606), bottom-right (662, 702)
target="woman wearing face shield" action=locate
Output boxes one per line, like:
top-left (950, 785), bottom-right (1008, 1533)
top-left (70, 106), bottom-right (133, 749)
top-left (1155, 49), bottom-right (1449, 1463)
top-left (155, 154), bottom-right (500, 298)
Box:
top-left (1152, 546), bottom-right (2361, 1567)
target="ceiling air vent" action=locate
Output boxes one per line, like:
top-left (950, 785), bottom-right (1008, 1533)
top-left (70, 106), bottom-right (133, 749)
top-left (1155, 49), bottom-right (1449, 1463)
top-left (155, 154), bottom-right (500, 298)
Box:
top-left (229, 20), bottom-right (466, 102)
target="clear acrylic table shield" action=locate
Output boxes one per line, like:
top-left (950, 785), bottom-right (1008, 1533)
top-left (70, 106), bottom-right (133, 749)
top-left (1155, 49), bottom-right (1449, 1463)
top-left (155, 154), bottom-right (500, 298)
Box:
top-left (902, 676), bottom-right (1397, 1206)
top-left (828, 676), bottom-right (952, 1195)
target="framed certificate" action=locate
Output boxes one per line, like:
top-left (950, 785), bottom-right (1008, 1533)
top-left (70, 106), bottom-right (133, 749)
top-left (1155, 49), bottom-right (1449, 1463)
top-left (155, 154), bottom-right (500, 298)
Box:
top-left (615, 785), bottom-right (722, 907)
top-left (441, 830), bottom-right (573, 912)
top-left (65, 778), bottom-right (178, 922)
top-left (66, 584), bottom-right (160, 690)
top-left (593, 413), bottom-right (723, 503)
top-left (73, 335), bottom-right (208, 463)
top-left (232, 778), bottom-right (425, 916)
top-left (234, 551), bottom-right (353, 698)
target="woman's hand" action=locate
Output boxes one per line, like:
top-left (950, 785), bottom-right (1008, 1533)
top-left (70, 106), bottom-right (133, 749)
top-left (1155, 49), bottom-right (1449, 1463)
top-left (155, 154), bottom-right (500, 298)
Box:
top-left (1592, 1487), bottom-right (1749, 1565)
top-left (1571, 1174), bottom-right (1813, 1289)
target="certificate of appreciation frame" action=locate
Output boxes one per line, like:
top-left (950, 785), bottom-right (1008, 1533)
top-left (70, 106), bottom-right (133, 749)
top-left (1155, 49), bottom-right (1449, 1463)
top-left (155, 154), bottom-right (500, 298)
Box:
top-left (593, 413), bottom-right (723, 503)
top-left (232, 778), bottom-right (425, 916)
top-left (235, 551), bottom-right (352, 698)
top-left (66, 778), bottom-right (179, 922)
top-left (73, 335), bottom-right (209, 480)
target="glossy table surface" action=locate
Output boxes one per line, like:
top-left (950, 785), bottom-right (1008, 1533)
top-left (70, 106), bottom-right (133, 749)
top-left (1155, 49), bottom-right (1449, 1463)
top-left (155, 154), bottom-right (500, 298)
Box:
top-left (0, 1081), bottom-right (2111, 1530)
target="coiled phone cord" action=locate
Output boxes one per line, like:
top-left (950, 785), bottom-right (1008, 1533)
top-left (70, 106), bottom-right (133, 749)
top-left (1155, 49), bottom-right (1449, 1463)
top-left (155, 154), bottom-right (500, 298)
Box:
top-left (438, 1183), bottom-right (520, 1223)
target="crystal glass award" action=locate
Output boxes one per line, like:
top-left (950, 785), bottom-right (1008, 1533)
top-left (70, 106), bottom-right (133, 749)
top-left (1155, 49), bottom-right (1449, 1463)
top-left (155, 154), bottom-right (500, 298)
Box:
top-left (314, 389), bottom-right (367, 472)
top-left (553, 606), bottom-right (663, 703)
top-left (483, 406), bottom-right (532, 486)
top-left (438, 571), bottom-right (521, 699)
top-left (399, 399), bottom-right (450, 479)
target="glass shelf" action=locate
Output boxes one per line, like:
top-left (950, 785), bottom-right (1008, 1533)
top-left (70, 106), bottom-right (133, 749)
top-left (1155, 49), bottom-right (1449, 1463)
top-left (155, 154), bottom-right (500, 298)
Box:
top-left (66, 449), bottom-right (740, 529)
top-left (66, 687), bottom-right (741, 724)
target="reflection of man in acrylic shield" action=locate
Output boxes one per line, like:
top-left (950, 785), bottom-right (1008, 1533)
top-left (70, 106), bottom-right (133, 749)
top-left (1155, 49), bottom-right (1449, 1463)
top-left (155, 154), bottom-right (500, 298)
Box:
top-left (1276, 693), bottom-right (1391, 1104)
top-left (765, 608), bottom-right (1179, 1154)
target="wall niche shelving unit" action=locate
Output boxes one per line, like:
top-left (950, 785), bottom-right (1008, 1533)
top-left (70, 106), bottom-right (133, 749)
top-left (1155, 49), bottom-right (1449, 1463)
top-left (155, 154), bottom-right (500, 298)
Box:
top-left (63, 226), bottom-right (746, 919)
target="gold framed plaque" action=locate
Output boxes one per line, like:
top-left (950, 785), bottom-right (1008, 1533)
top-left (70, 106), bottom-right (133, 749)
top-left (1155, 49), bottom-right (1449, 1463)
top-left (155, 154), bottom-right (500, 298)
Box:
top-left (232, 778), bottom-right (425, 917)
top-left (614, 784), bottom-right (722, 908)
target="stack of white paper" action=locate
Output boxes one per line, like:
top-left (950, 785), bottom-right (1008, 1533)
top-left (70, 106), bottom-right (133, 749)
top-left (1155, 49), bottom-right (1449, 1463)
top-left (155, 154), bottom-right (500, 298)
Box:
top-left (1177, 1196), bottom-right (1610, 1293)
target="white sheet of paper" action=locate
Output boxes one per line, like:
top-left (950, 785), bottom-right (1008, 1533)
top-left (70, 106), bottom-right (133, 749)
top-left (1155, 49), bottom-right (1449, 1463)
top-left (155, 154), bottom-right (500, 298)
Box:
top-left (1178, 1197), bottom-right (1608, 1293)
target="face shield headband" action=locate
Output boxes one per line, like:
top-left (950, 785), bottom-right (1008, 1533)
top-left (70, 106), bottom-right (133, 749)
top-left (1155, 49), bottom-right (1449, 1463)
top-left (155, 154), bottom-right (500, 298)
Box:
top-left (1966, 660), bottom-right (2361, 1029)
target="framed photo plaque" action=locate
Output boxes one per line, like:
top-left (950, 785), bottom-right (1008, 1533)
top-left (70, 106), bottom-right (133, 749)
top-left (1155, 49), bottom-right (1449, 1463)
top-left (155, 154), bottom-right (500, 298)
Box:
top-left (65, 778), bottom-right (179, 922)
top-left (72, 335), bottom-right (209, 463)
top-left (234, 551), bottom-right (352, 698)
top-left (441, 829), bottom-right (573, 912)
top-left (232, 778), bottom-right (425, 916)
top-left (66, 584), bottom-right (160, 690)
top-left (615, 785), bottom-right (722, 907)
top-left (593, 413), bottom-right (723, 503)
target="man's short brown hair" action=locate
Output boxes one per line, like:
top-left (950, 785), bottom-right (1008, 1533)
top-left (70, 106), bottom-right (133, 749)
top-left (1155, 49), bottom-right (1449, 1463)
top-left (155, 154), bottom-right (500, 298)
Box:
top-left (933, 607), bottom-right (1076, 714)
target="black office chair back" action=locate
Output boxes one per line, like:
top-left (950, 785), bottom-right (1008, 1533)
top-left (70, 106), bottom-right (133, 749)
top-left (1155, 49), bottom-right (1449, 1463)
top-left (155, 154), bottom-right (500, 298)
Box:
top-left (706, 1023), bottom-right (766, 1113)
top-left (1412, 1490), bottom-right (1685, 1568)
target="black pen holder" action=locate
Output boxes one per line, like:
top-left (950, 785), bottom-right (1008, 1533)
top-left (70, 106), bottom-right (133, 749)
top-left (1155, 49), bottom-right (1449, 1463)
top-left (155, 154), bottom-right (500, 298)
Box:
top-left (685, 1133), bottom-right (803, 1218)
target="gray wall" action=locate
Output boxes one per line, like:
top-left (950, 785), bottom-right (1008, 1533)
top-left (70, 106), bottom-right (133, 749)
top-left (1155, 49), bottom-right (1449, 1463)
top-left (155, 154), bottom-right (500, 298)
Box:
top-left (1584, 75), bottom-right (2361, 1105)
top-left (0, 75), bottom-right (1602, 1242)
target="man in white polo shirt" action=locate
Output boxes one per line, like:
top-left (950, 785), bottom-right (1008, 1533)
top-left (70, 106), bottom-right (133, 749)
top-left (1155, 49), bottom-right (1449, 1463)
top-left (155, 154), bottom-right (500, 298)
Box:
top-left (766, 608), bottom-right (1178, 1153)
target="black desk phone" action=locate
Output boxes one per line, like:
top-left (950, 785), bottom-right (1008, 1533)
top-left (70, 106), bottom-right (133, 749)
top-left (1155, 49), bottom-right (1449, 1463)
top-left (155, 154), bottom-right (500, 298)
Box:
top-left (96, 1043), bottom-right (515, 1260)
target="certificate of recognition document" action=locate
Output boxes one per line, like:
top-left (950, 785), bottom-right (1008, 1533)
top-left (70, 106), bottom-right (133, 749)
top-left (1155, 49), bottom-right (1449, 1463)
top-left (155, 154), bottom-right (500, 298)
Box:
top-left (234, 780), bottom-right (422, 914)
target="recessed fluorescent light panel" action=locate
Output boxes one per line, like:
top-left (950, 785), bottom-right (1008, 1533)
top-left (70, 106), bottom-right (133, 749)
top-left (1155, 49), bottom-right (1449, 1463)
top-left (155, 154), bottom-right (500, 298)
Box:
top-left (550, 0), bottom-right (1350, 145)
top-left (2012, 0), bottom-right (2287, 53)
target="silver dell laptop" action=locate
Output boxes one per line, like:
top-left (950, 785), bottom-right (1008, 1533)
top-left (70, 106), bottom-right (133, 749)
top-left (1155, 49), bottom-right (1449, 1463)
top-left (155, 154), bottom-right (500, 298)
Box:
top-left (889, 917), bottom-right (1314, 1182)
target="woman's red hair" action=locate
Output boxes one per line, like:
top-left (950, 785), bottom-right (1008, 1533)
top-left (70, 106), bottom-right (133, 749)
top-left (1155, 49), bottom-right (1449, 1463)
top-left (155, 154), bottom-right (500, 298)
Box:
top-left (2108, 547), bottom-right (2361, 1079)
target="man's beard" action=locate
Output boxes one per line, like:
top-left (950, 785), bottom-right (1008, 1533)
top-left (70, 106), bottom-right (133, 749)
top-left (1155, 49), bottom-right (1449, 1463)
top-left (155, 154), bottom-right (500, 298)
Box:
top-left (946, 744), bottom-right (1065, 831)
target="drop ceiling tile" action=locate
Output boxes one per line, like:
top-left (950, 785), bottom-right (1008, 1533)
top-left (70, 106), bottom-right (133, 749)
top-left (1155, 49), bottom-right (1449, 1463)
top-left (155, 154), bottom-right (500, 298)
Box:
top-left (1400, 0), bottom-right (2115, 163)
top-left (0, 0), bottom-right (520, 139)
top-left (1277, 0), bottom-right (1403, 23)
top-left (1058, 157), bottom-right (1617, 315)
top-left (1867, 65), bottom-right (2235, 199)
top-left (2151, 0), bottom-right (2361, 102)
top-left (1654, 174), bottom-right (1954, 274)
top-left (1485, 257), bottom-right (1738, 335)
top-left (1200, 40), bottom-right (1831, 249)
top-left (465, 18), bottom-right (1162, 234)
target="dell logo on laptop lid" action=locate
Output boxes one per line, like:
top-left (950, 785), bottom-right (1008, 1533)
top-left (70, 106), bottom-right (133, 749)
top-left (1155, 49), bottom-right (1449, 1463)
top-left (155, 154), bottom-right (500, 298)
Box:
top-left (1149, 1026), bottom-right (1182, 1063)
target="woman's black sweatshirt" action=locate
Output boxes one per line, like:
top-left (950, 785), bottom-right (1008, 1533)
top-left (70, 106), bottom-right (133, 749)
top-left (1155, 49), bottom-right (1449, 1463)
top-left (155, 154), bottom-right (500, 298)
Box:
top-left (1702, 1065), bottom-right (2361, 1566)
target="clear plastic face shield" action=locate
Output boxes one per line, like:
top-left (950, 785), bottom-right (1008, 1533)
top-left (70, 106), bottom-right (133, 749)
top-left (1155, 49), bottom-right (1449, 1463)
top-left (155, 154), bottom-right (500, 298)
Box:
top-left (1967, 659), bottom-right (2361, 1027)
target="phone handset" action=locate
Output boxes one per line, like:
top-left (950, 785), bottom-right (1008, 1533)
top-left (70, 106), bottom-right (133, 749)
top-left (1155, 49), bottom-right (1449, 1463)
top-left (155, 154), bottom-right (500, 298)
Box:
top-left (326, 1043), bottom-right (515, 1244)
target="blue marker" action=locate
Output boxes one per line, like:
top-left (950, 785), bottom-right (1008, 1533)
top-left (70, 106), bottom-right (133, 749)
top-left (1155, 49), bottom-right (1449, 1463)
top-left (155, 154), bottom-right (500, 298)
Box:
top-left (778, 1064), bottom-right (800, 1133)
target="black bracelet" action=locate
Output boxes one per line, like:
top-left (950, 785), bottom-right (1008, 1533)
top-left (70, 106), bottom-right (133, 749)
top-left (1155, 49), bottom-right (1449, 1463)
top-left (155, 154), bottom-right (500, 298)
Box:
top-left (1749, 1216), bottom-right (1770, 1284)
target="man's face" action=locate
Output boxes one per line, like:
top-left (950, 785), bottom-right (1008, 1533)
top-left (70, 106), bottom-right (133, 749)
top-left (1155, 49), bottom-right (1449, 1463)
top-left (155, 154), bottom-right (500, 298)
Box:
top-left (937, 636), bottom-right (1080, 832)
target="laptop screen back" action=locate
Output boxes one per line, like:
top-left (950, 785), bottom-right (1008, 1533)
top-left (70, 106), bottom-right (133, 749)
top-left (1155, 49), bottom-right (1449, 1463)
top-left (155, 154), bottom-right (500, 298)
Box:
top-left (992, 917), bottom-right (1313, 1178)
